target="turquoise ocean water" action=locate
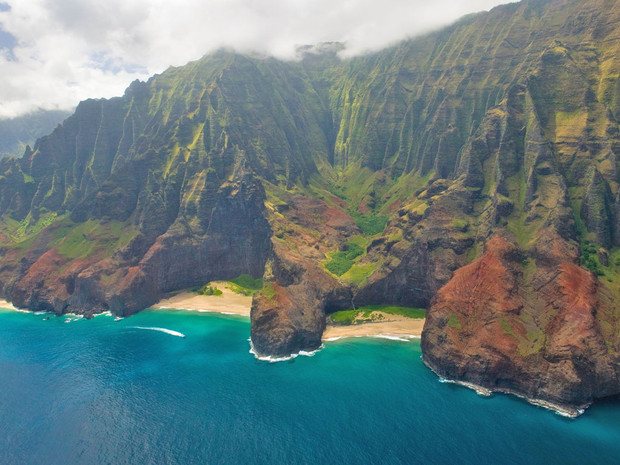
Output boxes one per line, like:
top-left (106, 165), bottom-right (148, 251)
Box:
top-left (0, 307), bottom-right (618, 465)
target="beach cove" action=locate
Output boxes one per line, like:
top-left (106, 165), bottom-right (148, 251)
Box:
top-left (154, 283), bottom-right (426, 341)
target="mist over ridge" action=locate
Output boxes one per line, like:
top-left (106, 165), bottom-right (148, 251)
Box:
top-left (0, 0), bottom-right (510, 118)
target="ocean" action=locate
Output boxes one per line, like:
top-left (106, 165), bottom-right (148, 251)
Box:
top-left (0, 307), bottom-right (618, 465)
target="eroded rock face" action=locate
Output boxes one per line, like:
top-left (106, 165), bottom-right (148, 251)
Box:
top-left (250, 281), bottom-right (327, 357)
top-left (4, 174), bottom-right (273, 317)
top-left (249, 198), bottom-right (355, 356)
top-left (422, 234), bottom-right (620, 414)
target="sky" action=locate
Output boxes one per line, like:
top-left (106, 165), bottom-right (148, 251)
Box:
top-left (0, 0), bottom-right (510, 119)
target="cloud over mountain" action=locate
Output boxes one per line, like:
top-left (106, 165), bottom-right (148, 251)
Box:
top-left (0, 0), bottom-right (508, 118)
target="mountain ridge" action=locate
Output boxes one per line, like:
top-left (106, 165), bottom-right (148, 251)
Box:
top-left (0, 0), bottom-right (618, 414)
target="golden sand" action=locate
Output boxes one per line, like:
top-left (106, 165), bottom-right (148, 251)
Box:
top-left (157, 287), bottom-right (426, 339)
top-left (0, 299), bottom-right (18, 311)
top-left (323, 313), bottom-right (425, 340)
top-left (153, 282), bottom-right (252, 316)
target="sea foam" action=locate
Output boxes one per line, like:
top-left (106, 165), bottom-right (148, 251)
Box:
top-left (93, 311), bottom-right (113, 318)
top-left (248, 339), bottom-right (323, 362)
top-left (12, 308), bottom-right (32, 314)
top-left (129, 326), bottom-right (186, 338)
top-left (370, 334), bottom-right (421, 342)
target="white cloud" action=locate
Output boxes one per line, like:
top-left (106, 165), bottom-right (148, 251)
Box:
top-left (0, 0), bottom-right (510, 118)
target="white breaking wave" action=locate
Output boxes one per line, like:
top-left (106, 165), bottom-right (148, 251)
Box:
top-left (370, 334), bottom-right (420, 342)
top-left (93, 311), bottom-right (113, 318)
top-left (298, 350), bottom-right (319, 357)
top-left (371, 335), bottom-right (410, 342)
top-left (248, 339), bottom-right (323, 362)
top-left (129, 326), bottom-right (186, 338)
top-left (323, 334), bottom-right (420, 343)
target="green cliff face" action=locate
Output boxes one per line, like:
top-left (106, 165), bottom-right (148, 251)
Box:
top-left (0, 0), bottom-right (618, 412)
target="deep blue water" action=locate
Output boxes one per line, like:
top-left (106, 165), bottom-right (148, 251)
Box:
top-left (0, 308), bottom-right (619, 465)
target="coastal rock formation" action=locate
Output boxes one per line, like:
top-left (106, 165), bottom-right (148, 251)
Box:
top-left (0, 0), bottom-right (618, 412)
top-left (422, 234), bottom-right (620, 415)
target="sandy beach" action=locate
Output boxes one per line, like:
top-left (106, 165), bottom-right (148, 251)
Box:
top-left (2, 291), bottom-right (425, 339)
top-left (323, 314), bottom-right (425, 340)
top-left (0, 299), bottom-right (18, 311)
top-left (153, 282), bottom-right (252, 316)
top-left (156, 288), bottom-right (425, 338)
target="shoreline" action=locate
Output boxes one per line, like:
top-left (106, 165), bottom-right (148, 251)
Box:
top-left (2, 290), bottom-right (426, 342)
top-left (422, 357), bottom-right (587, 418)
top-left (322, 316), bottom-right (425, 340)
top-left (0, 293), bottom-right (592, 417)
top-left (153, 284), bottom-right (252, 316)
top-left (5, 292), bottom-right (584, 417)
top-left (155, 286), bottom-right (427, 341)
top-left (0, 299), bottom-right (18, 311)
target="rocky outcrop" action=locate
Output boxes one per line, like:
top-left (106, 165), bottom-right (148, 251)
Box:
top-left (250, 192), bottom-right (355, 356)
top-left (422, 234), bottom-right (620, 415)
top-left (250, 280), bottom-right (328, 357)
top-left (3, 173), bottom-right (272, 316)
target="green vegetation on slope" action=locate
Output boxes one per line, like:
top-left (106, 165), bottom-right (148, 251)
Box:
top-left (325, 241), bottom-right (365, 276)
top-left (580, 241), bottom-right (605, 276)
top-left (352, 213), bottom-right (388, 236)
top-left (261, 282), bottom-right (277, 300)
top-left (227, 274), bottom-right (264, 296)
top-left (357, 305), bottom-right (426, 319)
top-left (328, 305), bottom-right (426, 325)
top-left (54, 220), bottom-right (138, 260)
top-left (230, 274), bottom-right (263, 290)
top-left (329, 310), bottom-right (360, 325)
top-left (0, 212), bottom-right (62, 244)
top-left (447, 313), bottom-right (462, 330)
top-left (194, 283), bottom-right (223, 296)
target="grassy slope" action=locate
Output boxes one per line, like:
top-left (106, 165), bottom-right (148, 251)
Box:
top-left (329, 305), bottom-right (427, 325)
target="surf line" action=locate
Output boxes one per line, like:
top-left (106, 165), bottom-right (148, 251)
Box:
top-left (248, 339), bottom-right (323, 362)
top-left (129, 326), bottom-right (186, 338)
